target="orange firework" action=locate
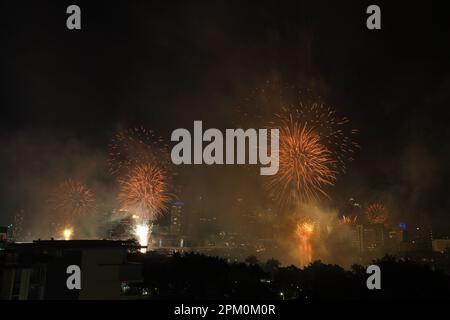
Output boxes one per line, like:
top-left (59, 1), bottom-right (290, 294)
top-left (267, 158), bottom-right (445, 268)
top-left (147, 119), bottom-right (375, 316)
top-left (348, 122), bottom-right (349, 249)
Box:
top-left (296, 220), bottom-right (316, 265)
top-left (118, 164), bottom-right (170, 221)
top-left (48, 179), bottom-right (96, 223)
top-left (339, 215), bottom-right (358, 225)
top-left (109, 126), bottom-right (169, 177)
top-left (366, 203), bottom-right (388, 224)
top-left (278, 104), bottom-right (359, 174)
top-left (235, 82), bottom-right (359, 174)
top-left (267, 114), bottom-right (337, 204)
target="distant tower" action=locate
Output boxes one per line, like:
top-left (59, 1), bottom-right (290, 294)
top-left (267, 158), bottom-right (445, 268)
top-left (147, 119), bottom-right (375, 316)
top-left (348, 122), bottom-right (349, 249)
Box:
top-left (0, 226), bottom-right (8, 242)
top-left (170, 201), bottom-right (184, 236)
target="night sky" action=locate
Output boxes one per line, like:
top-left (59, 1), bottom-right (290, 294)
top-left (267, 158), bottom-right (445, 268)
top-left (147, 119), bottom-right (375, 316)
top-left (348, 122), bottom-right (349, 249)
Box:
top-left (1, 1), bottom-right (450, 233)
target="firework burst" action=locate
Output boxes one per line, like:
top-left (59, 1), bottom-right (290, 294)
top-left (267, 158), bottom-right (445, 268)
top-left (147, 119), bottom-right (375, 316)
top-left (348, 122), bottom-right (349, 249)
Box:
top-left (235, 82), bottom-right (359, 174)
top-left (118, 163), bottom-right (170, 222)
top-left (236, 83), bottom-right (358, 206)
top-left (267, 116), bottom-right (337, 204)
top-left (366, 203), bottom-right (389, 224)
top-left (48, 179), bottom-right (96, 224)
top-left (108, 126), bottom-right (169, 177)
top-left (276, 104), bottom-right (359, 174)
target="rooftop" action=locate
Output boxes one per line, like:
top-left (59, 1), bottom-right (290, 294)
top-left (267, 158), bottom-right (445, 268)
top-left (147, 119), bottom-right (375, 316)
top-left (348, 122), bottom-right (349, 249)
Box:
top-left (9, 239), bottom-right (138, 249)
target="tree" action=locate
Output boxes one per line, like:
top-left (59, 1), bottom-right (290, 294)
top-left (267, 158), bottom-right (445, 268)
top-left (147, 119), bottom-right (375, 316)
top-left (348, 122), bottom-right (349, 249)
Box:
top-left (265, 258), bottom-right (281, 274)
top-left (245, 255), bottom-right (259, 265)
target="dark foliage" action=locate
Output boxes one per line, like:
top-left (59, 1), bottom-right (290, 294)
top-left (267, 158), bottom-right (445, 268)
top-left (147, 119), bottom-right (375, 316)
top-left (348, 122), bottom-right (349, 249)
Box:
top-left (129, 253), bottom-right (450, 300)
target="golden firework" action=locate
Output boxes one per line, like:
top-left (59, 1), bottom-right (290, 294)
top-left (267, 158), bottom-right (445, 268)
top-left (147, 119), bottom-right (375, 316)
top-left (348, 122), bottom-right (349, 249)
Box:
top-left (48, 179), bottom-right (95, 223)
top-left (366, 203), bottom-right (388, 224)
top-left (295, 219), bottom-right (317, 266)
top-left (108, 126), bottom-right (169, 177)
top-left (340, 215), bottom-right (358, 225)
top-left (118, 163), bottom-right (170, 221)
top-left (235, 84), bottom-right (359, 174)
top-left (293, 103), bottom-right (359, 173)
top-left (267, 115), bottom-right (337, 204)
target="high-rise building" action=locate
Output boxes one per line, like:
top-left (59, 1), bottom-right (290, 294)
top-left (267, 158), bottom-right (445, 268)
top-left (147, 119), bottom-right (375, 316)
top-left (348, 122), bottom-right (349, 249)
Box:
top-left (0, 240), bottom-right (143, 300)
top-left (0, 226), bottom-right (8, 242)
top-left (170, 201), bottom-right (184, 236)
top-left (432, 239), bottom-right (450, 253)
top-left (355, 224), bottom-right (385, 253)
top-left (409, 225), bottom-right (432, 251)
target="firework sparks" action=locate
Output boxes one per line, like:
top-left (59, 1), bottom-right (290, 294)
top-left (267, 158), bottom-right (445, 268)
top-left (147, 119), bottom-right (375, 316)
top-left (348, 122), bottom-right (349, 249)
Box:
top-left (108, 126), bottom-right (169, 177)
top-left (235, 83), bottom-right (359, 174)
top-left (237, 85), bottom-right (359, 206)
top-left (135, 223), bottom-right (150, 253)
top-left (267, 116), bottom-right (337, 204)
top-left (291, 104), bottom-right (359, 173)
top-left (48, 179), bottom-right (96, 224)
top-left (273, 104), bottom-right (359, 174)
top-left (118, 164), bottom-right (170, 222)
top-left (366, 203), bottom-right (388, 224)
top-left (296, 220), bottom-right (317, 265)
top-left (340, 215), bottom-right (358, 225)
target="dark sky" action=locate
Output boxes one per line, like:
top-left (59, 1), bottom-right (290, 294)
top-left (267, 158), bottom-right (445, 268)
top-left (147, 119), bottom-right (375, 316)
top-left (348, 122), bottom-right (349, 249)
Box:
top-left (1, 1), bottom-right (450, 232)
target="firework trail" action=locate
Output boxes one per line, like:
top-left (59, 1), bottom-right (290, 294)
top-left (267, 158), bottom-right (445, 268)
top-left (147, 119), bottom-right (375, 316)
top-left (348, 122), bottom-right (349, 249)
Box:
top-left (108, 126), bottom-right (169, 177)
top-left (366, 203), bottom-right (388, 224)
top-left (48, 179), bottom-right (96, 225)
top-left (266, 116), bottom-right (337, 204)
top-left (296, 219), bottom-right (317, 266)
top-left (118, 163), bottom-right (170, 222)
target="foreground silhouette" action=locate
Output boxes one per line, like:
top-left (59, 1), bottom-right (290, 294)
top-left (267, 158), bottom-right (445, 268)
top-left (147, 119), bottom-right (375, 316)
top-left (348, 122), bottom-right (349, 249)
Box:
top-left (129, 252), bottom-right (450, 300)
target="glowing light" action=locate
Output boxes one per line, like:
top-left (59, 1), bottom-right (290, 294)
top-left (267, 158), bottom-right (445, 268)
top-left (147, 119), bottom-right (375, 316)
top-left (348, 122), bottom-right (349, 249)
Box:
top-left (63, 228), bottom-right (73, 240)
top-left (135, 223), bottom-right (149, 253)
top-left (296, 221), bottom-right (316, 265)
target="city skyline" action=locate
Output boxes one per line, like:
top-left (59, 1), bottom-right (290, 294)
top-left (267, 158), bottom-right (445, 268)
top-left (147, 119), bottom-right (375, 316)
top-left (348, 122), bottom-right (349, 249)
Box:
top-left (1, 0), bottom-right (450, 303)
